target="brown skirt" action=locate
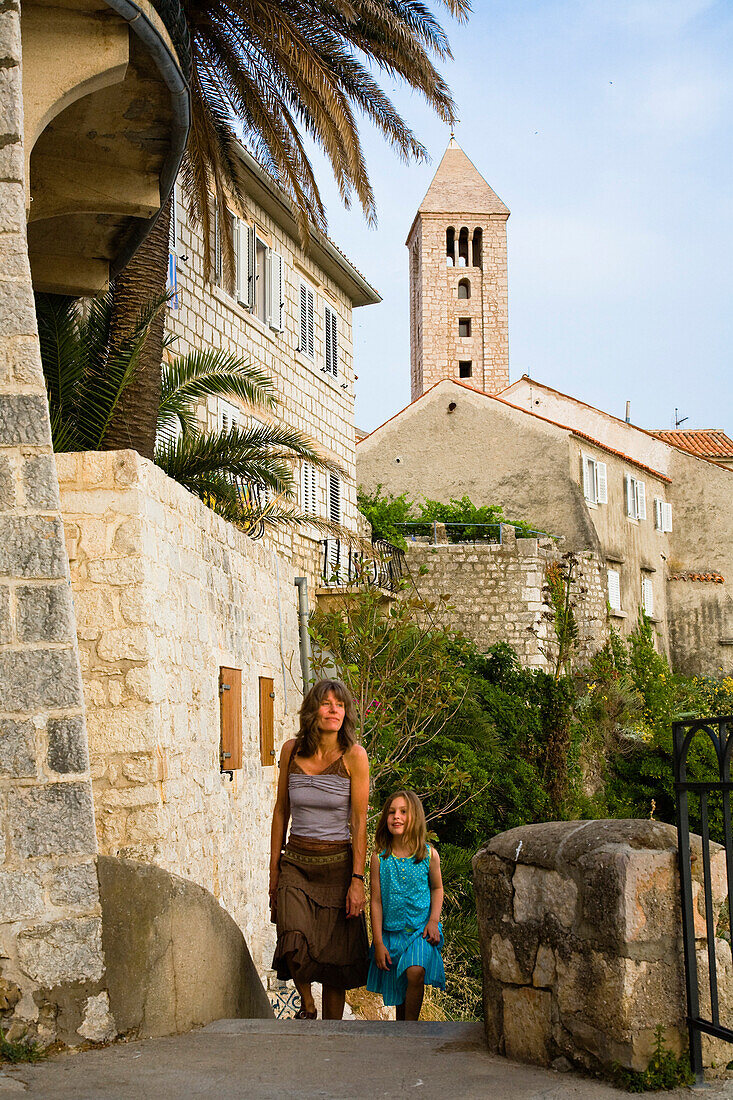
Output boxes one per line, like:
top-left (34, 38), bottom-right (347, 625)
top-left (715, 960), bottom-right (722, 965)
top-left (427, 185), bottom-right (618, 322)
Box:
top-left (272, 841), bottom-right (369, 990)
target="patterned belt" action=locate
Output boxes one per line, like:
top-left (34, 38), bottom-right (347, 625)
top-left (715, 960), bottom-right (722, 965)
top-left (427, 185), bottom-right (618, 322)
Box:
top-left (283, 846), bottom-right (351, 867)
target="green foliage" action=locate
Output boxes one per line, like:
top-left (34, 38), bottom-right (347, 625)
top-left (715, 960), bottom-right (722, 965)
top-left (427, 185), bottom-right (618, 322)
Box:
top-left (612, 1027), bottom-right (693, 1091)
top-left (356, 486), bottom-right (413, 549)
top-left (0, 1030), bottom-right (43, 1064)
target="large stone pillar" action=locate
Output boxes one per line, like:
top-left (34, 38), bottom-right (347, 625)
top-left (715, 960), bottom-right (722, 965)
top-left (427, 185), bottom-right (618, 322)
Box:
top-left (0, 0), bottom-right (110, 1046)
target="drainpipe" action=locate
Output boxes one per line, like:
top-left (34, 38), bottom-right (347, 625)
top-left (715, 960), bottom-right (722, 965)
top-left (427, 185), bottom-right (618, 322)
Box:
top-left (294, 578), bottom-right (312, 694)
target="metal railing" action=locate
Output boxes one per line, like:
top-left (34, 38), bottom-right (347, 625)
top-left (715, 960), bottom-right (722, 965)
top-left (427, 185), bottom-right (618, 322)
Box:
top-left (320, 538), bottom-right (405, 593)
top-left (674, 714), bottom-right (733, 1085)
top-left (393, 521), bottom-right (559, 545)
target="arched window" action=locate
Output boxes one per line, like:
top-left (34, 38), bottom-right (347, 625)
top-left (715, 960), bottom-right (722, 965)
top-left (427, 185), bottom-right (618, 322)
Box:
top-left (446, 226), bottom-right (455, 267)
top-left (458, 227), bottom-right (469, 267)
top-left (458, 278), bottom-right (470, 299)
top-left (472, 227), bottom-right (483, 269)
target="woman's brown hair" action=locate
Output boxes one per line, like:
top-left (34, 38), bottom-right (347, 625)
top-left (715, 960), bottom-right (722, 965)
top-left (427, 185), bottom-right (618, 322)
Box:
top-left (374, 789), bottom-right (428, 862)
top-left (294, 679), bottom-right (357, 758)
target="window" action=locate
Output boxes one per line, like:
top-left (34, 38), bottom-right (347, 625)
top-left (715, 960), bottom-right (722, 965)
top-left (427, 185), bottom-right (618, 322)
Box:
top-left (259, 676), bottom-right (275, 765)
top-left (301, 462), bottom-right (318, 516)
top-left (625, 474), bottom-right (646, 521)
top-left (654, 498), bottom-right (673, 533)
top-left (324, 304), bottom-right (338, 378)
top-left (328, 473), bottom-right (341, 525)
top-left (268, 251), bottom-right (284, 331)
top-left (299, 282), bottom-right (314, 358)
top-left (458, 226), bottom-right (469, 267)
top-left (212, 207), bottom-right (283, 330)
top-left (219, 666), bottom-right (242, 772)
top-left (167, 184), bottom-right (179, 308)
top-left (458, 318), bottom-right (471, 338)
top-left (607, 569), bottom-right (622, 612)
top-left (581, 454), bottom-right (607, 505)
top-left (234, 217), bottom-right (253, 306)
top-left (641, 575), bottom-right (654, 617)
top-left (218, 397), bottom-right (245, 432)
top-left (255, 236), bottom-right (268, 322)
top-left (457, 278), bottom-right (471, 299)
top-left (458, 361), bottom-right (472, 378)
top-left (472, 227), bottom-right (483, 269)
top-left (446, 226), bottom-right (455, 266)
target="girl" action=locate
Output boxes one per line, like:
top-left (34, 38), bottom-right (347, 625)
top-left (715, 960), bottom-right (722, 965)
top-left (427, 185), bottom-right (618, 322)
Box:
top-left (367, 790), bottom-right (445, 1020)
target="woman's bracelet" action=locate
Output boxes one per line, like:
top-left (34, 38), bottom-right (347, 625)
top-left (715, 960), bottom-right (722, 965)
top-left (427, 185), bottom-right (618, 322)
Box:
top-left (351, 873), bottom-right (365, 881)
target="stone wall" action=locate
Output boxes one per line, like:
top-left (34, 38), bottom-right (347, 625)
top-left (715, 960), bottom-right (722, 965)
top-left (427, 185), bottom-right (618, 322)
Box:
top-left (473, 820), bottom-right (730, 1074)
top-left (404, 528), bottom-right (608, 670)
top-left (57, 450), bottom-right (302, 975)
top-left (0, 1), bottom-right (109, 1045)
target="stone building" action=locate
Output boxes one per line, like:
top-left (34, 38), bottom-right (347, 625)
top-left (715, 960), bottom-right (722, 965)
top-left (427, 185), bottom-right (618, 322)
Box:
top-left (407, 138), bottom-right (510, 400)
top-left (167, 145), bottom-right (380, 588)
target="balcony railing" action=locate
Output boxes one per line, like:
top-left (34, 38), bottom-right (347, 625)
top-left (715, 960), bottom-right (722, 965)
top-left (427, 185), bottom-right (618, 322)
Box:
top-left (320, 537), bottom-right (405, 593)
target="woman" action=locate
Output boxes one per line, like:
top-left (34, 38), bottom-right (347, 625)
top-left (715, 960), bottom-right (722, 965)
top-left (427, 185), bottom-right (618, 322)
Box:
top-left (269, 678), bottom-right (369, 1020)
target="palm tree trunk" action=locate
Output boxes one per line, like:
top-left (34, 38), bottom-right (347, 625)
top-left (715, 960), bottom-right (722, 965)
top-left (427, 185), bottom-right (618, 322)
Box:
top-left (103, 197), bottom-right (171, 459)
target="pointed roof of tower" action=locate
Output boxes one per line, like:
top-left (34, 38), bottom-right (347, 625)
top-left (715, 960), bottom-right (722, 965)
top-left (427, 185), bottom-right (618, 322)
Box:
top-left (418, 138), bottom-right (509, 217)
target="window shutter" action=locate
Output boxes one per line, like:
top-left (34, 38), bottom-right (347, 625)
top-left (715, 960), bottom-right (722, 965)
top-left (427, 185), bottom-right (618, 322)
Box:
top-left (324, 305), bottom-right (338, 377)
top-left (259, 676), bottom-right (275, 765)
top-left (641, 575), bottom-right (654, 617)
top-left (654, 497), bottom-right (662, 530)
top-left (596, 462), bottom-right (607, 504)
top-left (218, 397), bottom-right (243, 433)
top-left (625, 475), bottom-right (634, 517)
top-left (662, 502), bottom-right (673, 532)
top-left (219, 666), bottom-right (242, 771)
top-left (582, 456), bottom-right (593, 502)
top-left (213, 199), bottom-right (223, 285)
top-left (268, 252), bottom-right (283, 330)
top-left (301, 462), bottom-right (317, 516)
top-left (607, 569), bottom-right (621, 611)
top-left (169, 183), bottom-right (178, 253)
top-left (636, 480), bottom-right (646, 520)
top-left (300, 283), bottom-right (314, 357)
top-left (328, 474), bottom-right (341, 524)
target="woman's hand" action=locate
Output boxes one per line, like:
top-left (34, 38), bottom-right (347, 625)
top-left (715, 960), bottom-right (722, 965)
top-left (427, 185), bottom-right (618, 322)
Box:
top-left (374, 942), bottom-right (392, 971)
top-left (422, 918), bottom-right (441, 945)
top-left (345, 877), bottom-right (366, 919)
top-left (268, 866), bottom-right (279, 909)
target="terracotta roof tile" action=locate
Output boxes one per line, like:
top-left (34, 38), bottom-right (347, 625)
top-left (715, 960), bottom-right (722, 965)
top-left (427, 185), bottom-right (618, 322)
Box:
top-left (650, 429), bottom-right (733, 460)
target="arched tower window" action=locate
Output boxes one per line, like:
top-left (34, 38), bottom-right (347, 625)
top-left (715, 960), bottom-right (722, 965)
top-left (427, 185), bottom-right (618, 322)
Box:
top-left (472, 228), bottom-right (483, 269)
top-left (446, 226), bottom-right (455, 267)
top-left (458, 227), bottom-right (469, 267)
top-left (457, 278), bottom-right (470, 299)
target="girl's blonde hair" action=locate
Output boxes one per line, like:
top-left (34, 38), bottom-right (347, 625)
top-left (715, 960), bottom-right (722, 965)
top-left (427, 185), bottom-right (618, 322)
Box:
top-left (374, 789), bottom-right (428, 863)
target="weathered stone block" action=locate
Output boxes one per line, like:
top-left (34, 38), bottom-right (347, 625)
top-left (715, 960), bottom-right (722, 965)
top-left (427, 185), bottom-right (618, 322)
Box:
top-left (16, 583), bottom-right (74, 643)
top-left (489, 934), bottom-right (525, 984)
top-left (22, 455), bottom-right (61, 510)
top-left (17, 917), bottom-right (104, 985)
top-left (0, 870), bottom-right (44, 920)
top-left (503, 986), bottom-right (552, 1065)
top-left (97, 626), bottom-right (150, 662)
top-left (513, 864), bottom-right (577, 927)
top-left (47, 715), bottom-right (89, 773)
top-left (9, 783), bottom-right (96, 858)
top-left (0, 454), bottom-right (15, 509)
top-left (47, 863), bottom-right (100, 910)
top-left (0, 647), bottom-right (82, 711)
top-left (77, 992), bottom-right (116, 1043)
top-left (0, 584), bottom-right (10, 644)
top-left (0, 515), bottom-right (67, 578)
top-left (0, 716), bottom-right (36, 777)
top-left (0, 394), bottom-right (51, 443)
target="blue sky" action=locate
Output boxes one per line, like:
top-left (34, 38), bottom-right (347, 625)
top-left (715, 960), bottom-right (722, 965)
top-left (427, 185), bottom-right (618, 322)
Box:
top-left (310, 0), bottom-right (733, 435)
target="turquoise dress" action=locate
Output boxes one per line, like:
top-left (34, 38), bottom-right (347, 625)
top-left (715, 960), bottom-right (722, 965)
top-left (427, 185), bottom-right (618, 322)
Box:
top-left (366, 845), bottom-right (445, 1006)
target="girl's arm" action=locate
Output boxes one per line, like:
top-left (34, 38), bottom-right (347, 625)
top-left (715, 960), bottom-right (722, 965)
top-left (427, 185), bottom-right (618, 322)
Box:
top-left (345, 743), bottom-right (369, 919)
top-left (423, 847), bottom-right (444, 945)
top-left (269, 739), bottom-right (294, 905)
top-left (370, 852), bottom-right (391, 970)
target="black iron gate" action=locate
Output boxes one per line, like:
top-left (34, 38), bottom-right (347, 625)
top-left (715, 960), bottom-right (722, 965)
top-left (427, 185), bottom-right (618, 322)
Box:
top-left (674, 714), bottom-right (733, 1084)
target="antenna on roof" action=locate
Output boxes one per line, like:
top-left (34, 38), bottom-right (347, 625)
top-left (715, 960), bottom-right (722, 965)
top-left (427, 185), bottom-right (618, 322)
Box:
top-left (625, 401), bottom-right (631, 424)
top-left (675, 408), bottom-right (688, 429)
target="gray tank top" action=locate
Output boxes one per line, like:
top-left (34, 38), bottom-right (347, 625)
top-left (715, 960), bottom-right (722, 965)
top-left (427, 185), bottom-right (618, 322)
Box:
top-left (288, 754), bottom-right (351, 842)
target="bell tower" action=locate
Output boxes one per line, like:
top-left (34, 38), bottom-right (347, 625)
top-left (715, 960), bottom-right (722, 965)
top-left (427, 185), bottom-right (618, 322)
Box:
top-left (406, 139), bottom-right (510, 399)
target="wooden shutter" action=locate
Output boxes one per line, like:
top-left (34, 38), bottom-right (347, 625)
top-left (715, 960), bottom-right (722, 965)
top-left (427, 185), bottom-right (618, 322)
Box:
top-left (259, 676), bottom-right (275, 765)
top-left (328, 473), bottom-right (341, 524)
top-left (324, 304), bottom-right (338, 377)
top-left (662, 501), bottom-right (673, 532)
top-left (213, 199), bottom-right (222, 286)
top-left (269, 252), bottom-right (283, 330)
top-left (636, 479), bottom-right (646, 520)
top-left (596, 462), bottom-right (607, 504)
top-left (220, 667), bottom-right (242, 771)
top-left (607, 569), bottom-right (621, 611)
top-left (300, 283), bottom-right (314, 357)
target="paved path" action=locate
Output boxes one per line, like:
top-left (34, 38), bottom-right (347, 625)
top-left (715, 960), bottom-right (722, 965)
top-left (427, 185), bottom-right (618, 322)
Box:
top-left (5, 1020), bottom-right (733, 1099)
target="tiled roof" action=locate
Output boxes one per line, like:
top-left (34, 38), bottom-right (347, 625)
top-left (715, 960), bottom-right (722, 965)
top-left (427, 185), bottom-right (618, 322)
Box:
top-left (649, 429), bottom-right (733, 460)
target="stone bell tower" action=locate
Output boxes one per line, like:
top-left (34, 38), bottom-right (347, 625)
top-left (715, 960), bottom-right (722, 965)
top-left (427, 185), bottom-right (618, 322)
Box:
top-left (406, 138), bottom-right (510, 399)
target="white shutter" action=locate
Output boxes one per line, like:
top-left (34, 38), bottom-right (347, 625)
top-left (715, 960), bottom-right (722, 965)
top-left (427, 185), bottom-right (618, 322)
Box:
top-left (641, 575), bottom-right (654, 616)
top-left (625, 475), bottom-right (634, 517)
top-left (582, 456), bottom-right (594, 502)
top-left (300, 283), bottom-right (314, 357)
top-left (169, 183), bottom-right (178, 253)
top-left (662, 502), bottom-right (673, 532)
top-left (324, 305), bottom-right (338, 377)
top-left (636, 480), bottom-right (646, 520)
top-left (607, 569), bottom-right (621, 612)
top-left (235, 221), bottom-right (254, 307)
top-left (218, 397), bottom-right (243, 432)
top-left (269, 252), bottom-right (283, 330)
top-left (214, 200), bottom-right (222, 285)
top-left (301, 462), bottom-right (317, 516)
top-left (596, 462), bottom-right (607, 504)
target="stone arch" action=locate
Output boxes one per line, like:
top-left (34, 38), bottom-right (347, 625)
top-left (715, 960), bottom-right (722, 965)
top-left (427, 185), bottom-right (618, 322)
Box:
top-left (458, 226), bottom-right (469, 267)
top-left (446, 226), bottom-right (456, 266)
top-left (472, 227), bottom-right (483, 269)
top-left (458, 278), bottom-right (471, 299)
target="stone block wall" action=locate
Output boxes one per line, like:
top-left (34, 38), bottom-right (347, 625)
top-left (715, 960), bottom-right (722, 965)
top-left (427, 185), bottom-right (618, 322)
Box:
top-left (57, 451), bottom-right (301, 975)
top-left (403, 529), bottom-right (608, 670)
top-left (0, 1), bottom-right (109, 1045)
top-left (473, 819), bottom-right (730, 1074)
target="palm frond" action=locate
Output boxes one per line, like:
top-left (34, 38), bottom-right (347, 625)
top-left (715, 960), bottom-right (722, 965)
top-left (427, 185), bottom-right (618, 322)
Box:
top-left (158, 349), bottom-right (276, 438)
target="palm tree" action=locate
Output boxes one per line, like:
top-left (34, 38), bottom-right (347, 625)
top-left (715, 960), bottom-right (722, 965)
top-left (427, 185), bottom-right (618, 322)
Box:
top-left (104, 0), bottom-right (469, 458)
top-left (37, 292), bottom-right (344, 537)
